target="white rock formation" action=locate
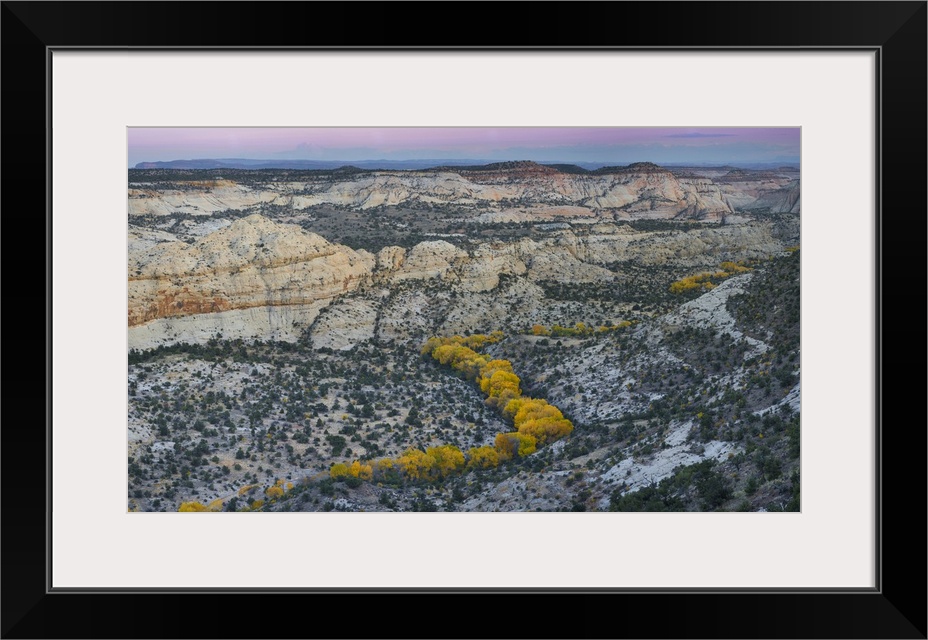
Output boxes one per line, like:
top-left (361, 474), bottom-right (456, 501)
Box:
top-left (309, 298), bottom-right (379, 351)
top-left (598, 420), bottom-right (743, 504)
top-left (663, 273), bottom-right (770, 358)
top-left (128, 215), bottom-right (376, 328)
top-left (389, 240), bottom-right (468, 283)
top-left (128, 302), bottom-right (328, 350)
top-left (128, 181), bottom-right (280, 216)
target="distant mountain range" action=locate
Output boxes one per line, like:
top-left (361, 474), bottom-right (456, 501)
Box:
top-left (133, 158), bottom-right (799, 172)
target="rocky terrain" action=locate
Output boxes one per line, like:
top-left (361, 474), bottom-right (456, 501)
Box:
top-left (128, 213), bottom-right (793, 350)
top-left (130, 162), bottom-right (798, 221)
top-left (126, 162), bottom-right (800, 513)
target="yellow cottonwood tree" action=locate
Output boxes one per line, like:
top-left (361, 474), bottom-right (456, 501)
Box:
top-left (178, 501), bottom-right (209, 512)
top-left (466, 446), bottom-right (499, 469)
top-left (396, 448), bottom-right (436, 481)
top-left (479, 359), bottom-right (514, 381)
top-left (508, 397), bottom-right (573, 444)
top-left (427, 445), bottom-right (465, 478)
top-left (495, 432), bottom-right (536, 460)
top-left (480, 369), bottom-right (521, 409)
top-left (420, 336), bottom-right (446, 357)
top-left (432, 343), bottom-right (467, 367)
top-left (422, 332), bottom-right (572, 475)
top-left (348, 460), bottom-right (374, 480)
top-left (719, 261), bottom-right (751, 274)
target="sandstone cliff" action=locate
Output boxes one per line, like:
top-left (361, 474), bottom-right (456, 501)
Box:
top-left (128, 180), bottom-right (280, 216)
top-left (128, 214), bottom-right (375, 328)
top-left (128, 213), bottom-right (790, 350)
top-left (129, 162), bottom-right (796, 220)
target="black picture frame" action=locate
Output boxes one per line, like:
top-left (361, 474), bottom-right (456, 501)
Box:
top-left (5, 2), bottom-right (924, 638)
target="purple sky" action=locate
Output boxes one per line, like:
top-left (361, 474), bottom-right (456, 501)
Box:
top-left (128, 127), bottom-right (800, 166)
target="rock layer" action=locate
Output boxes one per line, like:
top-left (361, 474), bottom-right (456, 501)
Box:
top-left (129, 162), bottom-right (800, 218)
top-left (128, 215), bottom-right (376, 327)
top-left (128, 213), bottom-right (792, 349)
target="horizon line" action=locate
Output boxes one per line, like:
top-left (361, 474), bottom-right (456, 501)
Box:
top-left (130, 157), bottom-right (801, 169)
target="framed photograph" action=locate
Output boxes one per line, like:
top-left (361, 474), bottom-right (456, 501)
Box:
top-left (9, 2), bottom-right (924, 637)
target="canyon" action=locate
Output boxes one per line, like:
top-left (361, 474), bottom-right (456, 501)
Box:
top-left (127, 161), bottom-right (800, 513)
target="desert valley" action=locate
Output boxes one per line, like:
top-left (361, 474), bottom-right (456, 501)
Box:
top-left (127, 154), bottom-right (800, 513)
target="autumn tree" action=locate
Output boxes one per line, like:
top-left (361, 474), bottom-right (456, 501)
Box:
top-left (478, 360), bottom-right (521, 409)
top-left (422, 332), bottom-right (571, 475)
top-left (495, 432), bottom-right (537, 460)
top-left (178, 501), bottom-right (209, 512)
top-left (395, 448), bottom-right (436, 482)
top-left (374, 457), bottom-right (401, 484)
top-left (348, 460), bottom-right (373, 480)
top-left (426, 445), bottom-right (465, 478)
top-left (466, 445), bottom-right (499, 469)
top-left (420, 336), bottom-right (446, 357)
top-left (505, 397), bottom-right (573, 444)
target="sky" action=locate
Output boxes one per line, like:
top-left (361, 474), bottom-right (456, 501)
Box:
top-left (128, 127), bottom-right (800, 167)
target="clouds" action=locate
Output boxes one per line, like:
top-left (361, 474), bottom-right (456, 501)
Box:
top-left (664, 132), bottom-right (738, 138)
top-left (128, 127), bottom-right (800, 167)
